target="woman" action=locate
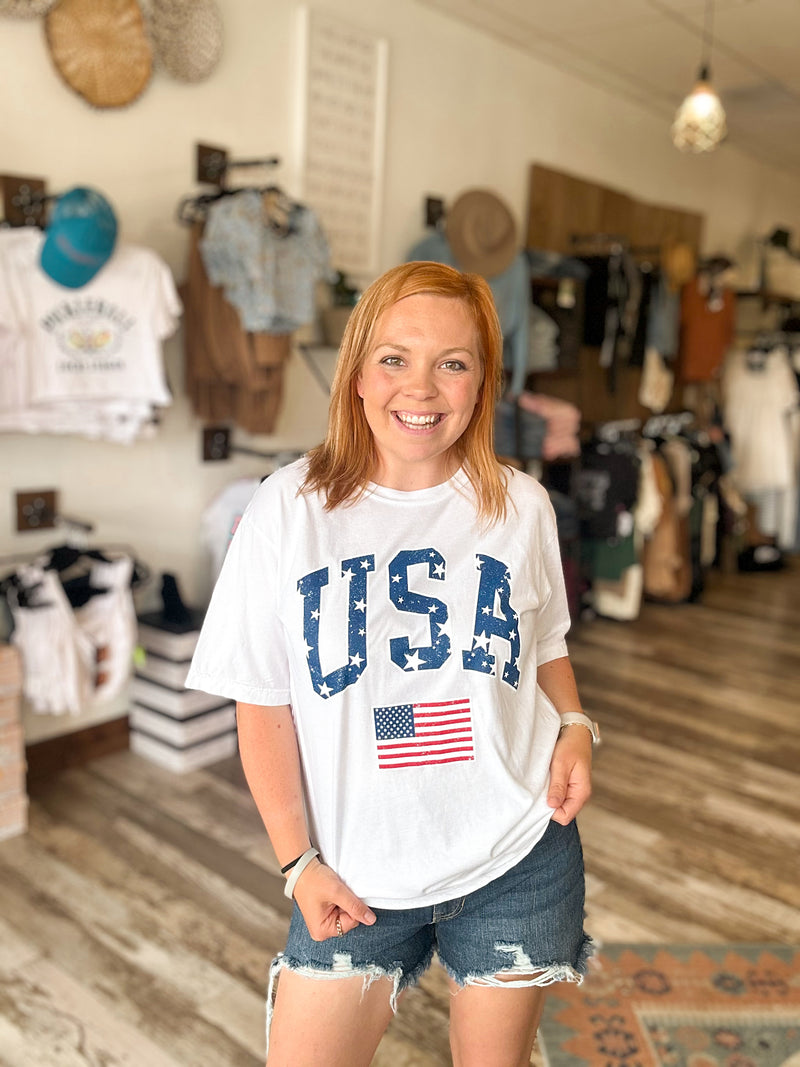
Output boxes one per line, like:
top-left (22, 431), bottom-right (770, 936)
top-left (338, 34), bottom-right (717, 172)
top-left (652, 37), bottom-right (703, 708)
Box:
top-left (186, 261), bottom-right (596, 1067)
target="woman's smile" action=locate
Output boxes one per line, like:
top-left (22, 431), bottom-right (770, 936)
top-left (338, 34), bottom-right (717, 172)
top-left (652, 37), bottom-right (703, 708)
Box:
top-left (392, 410), bottom-right (446, 430)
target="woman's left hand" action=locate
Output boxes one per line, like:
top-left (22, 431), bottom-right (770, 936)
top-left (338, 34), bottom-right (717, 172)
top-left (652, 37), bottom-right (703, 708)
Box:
top-left (547, 726), bottom-right (593, 825)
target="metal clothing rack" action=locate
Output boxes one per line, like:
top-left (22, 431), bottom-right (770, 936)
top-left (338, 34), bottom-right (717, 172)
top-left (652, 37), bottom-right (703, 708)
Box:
top-left (570, 232), bottom-right (663, 263)
top-left (177, 143), bottom-right (287, 226)
top-left (642, 411), bottom-right (696, 438)
top-left (201, 425), bottom-right (304, 465)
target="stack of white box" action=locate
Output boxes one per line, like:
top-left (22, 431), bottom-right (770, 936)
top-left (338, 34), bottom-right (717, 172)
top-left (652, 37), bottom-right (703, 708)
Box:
top-left (129, 610), bottom-right (237, 773)
top-left (0, 643), bottom-right (27, 839)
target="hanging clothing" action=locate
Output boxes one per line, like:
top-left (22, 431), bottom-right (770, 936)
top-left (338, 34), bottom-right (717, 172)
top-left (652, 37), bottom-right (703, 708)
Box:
top-left (199, 190), bottom-right (331, 333)
top-left (722, 346), bottom-right (799, 494)
top-left (527, 304), bottom-right (559, 372)
top-left (577, 251), bottom-right (642, 391)
top-left (4, 552), bottom-right (138, 715)
top-left (182, 224), bottom-right (288, 434)
top-left (200, 477), bottom-right (262, 582)
top-left (646, 274), bottom-right (681, 361)
top-left (517, 393), bottom-right (581, 461)
top-left (678, 274), bottom-right (736, 383)
top-left (641, 451), bottom-right (692, 603)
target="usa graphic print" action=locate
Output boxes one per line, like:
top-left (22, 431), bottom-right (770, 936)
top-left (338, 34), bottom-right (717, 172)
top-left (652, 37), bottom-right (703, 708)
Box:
top-left (373, 699), bottom-right (474, 769)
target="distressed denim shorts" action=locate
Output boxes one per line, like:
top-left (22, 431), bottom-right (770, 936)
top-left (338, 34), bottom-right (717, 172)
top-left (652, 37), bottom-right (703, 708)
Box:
top-left (269, 819), bottom-right (593, 1015)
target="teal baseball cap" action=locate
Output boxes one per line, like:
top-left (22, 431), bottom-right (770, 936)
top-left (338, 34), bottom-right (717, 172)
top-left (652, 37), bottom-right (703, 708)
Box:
top-left (40, 186), bottom-right (118, 289)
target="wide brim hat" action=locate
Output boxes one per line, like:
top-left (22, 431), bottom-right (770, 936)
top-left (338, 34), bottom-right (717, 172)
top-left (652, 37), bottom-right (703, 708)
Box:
top-left (148, 0), bottom-right (223, 83)
top-left (661, 241), bottom-right (696, 291)
top-left (445, 189), bottom-right (518, 279)
top-left (45, 0), bottom-right (152, 109)
top-left (0, 0), bottom-right (58, 16)
top-left (40, 186), bottom-right (118, 289)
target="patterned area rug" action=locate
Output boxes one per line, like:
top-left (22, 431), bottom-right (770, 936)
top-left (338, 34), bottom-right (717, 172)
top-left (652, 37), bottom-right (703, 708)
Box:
top-left (539, 944), bottom-right (800, 1067)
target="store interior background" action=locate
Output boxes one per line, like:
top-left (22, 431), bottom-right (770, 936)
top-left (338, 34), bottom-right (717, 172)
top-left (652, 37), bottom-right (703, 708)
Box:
top-left (2, 0), bottom-right (799, 751)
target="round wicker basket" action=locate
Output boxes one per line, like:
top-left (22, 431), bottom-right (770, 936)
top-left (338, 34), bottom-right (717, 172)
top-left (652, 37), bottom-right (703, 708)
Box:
top-left (44, 0), bottom-right (153, 109)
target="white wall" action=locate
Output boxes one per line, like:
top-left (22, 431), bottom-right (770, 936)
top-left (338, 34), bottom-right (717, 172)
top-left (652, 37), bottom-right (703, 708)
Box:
top-left (1, 0), bottom-right (798, 701)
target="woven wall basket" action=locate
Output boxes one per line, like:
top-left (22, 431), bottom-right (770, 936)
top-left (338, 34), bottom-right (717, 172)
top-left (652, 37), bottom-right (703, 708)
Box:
top-left (0, 0), bottom-right (58, 16)
top-left (45, 0), bottom-right (153, 109)
top-left (149, 0), bottom-right (223, 83)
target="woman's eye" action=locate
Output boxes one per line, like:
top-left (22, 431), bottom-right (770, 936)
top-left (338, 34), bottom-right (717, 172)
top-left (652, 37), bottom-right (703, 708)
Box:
top-left (442, 359), bottom-right (466, 371)
top-left (380, 355), bottom-right (404, 367)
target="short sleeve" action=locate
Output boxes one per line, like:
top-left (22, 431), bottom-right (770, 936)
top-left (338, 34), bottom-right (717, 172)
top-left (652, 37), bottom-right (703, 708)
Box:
top-left (185, 510), bottom-right (292, 705)
top-left (534, 496), bottom-right (571, 665)
top-left (150, 254), bottom-right (183, 340)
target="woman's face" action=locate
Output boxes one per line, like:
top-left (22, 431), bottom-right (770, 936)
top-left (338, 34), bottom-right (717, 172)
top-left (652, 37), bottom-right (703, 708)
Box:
top-left (356, 293), bottom-right (483, 491)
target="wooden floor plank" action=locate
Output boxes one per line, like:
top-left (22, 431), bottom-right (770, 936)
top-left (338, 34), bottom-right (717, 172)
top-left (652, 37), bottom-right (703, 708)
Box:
top-left (0, 559), bottom-right (797, 1066)
top-left (0, 956), bottom-right (183, 1067)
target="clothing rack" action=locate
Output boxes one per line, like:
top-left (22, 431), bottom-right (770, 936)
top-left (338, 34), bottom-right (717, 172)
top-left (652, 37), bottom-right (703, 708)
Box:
top-left (178, 143), bottom-right (285, 225)
top-left (570, 232), bottom-right (628, 254)
top-left (592, 417), bottom-right (641, 443)
top-left (0, 540), bottom-right (149, 578)
top-left (642, 411), bottom-right (695, 438)
top-left (201, 425), bottom-right (303, 465)
top-left (177, 184), bottom-right (292, 226)
top-left (570, 233), bottom-right (662, 263)
top-left (195, 142), bottom-right (280, 187)
top-left (750, 326), bottom-right (800, 353)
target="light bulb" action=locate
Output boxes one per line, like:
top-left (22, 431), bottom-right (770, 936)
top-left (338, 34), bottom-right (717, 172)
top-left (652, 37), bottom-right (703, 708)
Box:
top-left (672, 78), bottom-right (727, 152)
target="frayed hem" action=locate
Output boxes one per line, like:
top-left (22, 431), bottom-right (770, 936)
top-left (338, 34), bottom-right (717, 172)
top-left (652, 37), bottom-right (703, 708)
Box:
top-left (443, 933), bottom-right (596, 991)
top-left (265, 947), bottom-right (434, 1055)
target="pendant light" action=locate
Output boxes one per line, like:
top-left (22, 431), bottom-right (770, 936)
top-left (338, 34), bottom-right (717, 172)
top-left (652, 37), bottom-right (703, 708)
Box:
top-left (671, 0), bottom-right (727, 153)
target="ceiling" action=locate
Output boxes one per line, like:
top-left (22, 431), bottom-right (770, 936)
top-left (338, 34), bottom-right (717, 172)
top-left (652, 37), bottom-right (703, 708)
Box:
top-left (418, 0), bottom-right (800, 177)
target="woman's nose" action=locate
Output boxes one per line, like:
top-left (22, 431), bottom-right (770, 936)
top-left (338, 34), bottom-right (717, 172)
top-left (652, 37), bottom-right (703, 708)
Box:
top-left (404, 364), bottom-right (436, 397)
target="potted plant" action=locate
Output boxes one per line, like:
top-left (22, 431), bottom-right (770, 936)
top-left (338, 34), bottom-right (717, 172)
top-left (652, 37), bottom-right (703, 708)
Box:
top-left (321, 270), bottom-right (360, 346)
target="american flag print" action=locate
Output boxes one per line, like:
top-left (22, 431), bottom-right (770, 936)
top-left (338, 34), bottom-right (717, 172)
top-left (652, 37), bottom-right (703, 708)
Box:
top-left (373, 698), bottom-right (474, 769)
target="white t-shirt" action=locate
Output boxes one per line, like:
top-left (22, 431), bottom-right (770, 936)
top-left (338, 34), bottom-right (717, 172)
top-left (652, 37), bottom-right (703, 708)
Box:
top-left (186, 460), bottom-right (571, 908)
top-left (0, 228), bottom-right (179, 407)
top-left (722, 346), bottom-right (799, 493)
top-left (200, 477), bottom-right (262, 582)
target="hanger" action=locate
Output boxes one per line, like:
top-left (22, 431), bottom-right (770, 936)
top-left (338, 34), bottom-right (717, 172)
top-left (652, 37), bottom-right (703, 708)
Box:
top-left (570, 232), bottom-right (628, 257)
top-left (176, 183), bottom-right (300, 235)
top-left (177, 150), bottom-right (297, 231)
top-left (593, 417), bottom-right (641, 444)
top-left (1, 542), bottom-right (150, 613)
top-left (642, 411), bottom-right (695, 439)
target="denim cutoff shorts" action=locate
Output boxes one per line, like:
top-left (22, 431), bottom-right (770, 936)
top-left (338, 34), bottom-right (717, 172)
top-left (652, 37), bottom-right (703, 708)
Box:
top-left (269, 819), bottom-right (593, 1015)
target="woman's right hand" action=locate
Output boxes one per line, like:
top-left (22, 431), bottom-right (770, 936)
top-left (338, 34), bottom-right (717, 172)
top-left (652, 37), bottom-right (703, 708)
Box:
top-left (291, 860), bottom-right (377, 941)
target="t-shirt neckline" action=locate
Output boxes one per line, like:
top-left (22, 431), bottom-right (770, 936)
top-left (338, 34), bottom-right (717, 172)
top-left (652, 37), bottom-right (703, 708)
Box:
top-left (365, 468), bottom-right (468, 503)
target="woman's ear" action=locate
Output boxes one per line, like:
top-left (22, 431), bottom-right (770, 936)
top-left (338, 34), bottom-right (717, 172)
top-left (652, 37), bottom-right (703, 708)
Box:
top-left (356, 373), bottom-right (364, 399)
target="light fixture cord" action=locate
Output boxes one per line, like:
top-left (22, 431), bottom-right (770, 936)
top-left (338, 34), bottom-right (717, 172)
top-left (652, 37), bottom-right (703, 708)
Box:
top-left (700, 0), bottom-right (714, 80)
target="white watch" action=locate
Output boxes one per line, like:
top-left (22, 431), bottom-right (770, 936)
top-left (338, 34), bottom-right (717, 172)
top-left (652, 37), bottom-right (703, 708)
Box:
top-left (559, 712), bottom-right (601, 744)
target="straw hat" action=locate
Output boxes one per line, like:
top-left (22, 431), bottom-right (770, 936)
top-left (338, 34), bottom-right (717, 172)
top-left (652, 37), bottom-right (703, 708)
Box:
top-left (45, 0), bottom-right (152, 109)
top-left (661, 241), bottom-right (696, 291)
top-left (0, 0), bottom-right (58, 16)
top-left (148, 0), bottom-right (223, 84)
top-left (446, 189), bottom-right (518, 278)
